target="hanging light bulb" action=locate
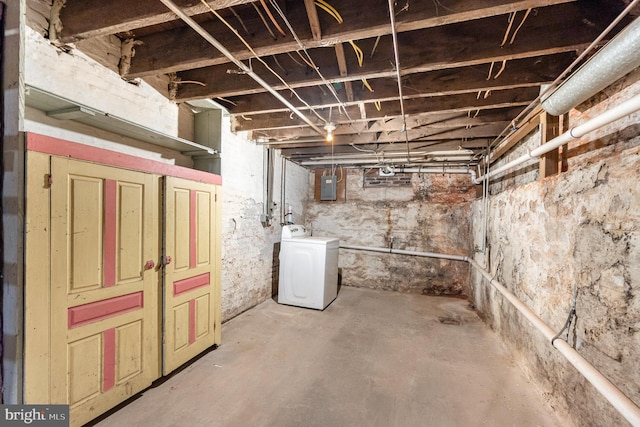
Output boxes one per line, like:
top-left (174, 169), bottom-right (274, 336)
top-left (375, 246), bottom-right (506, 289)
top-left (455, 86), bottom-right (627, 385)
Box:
top-left (324, 122), bottom-right (336, 142)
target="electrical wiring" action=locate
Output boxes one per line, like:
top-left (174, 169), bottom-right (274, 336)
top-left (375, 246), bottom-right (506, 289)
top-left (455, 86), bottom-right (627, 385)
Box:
top-left (370, 35), bottom-right (382, 58)
top-left (374, 101), bottom-right (382, 111)
top-left (251, 2), bottom-right (277, 40)
top-left (493, 59), bottom-right (507, 79)
top-left (350, 143), bottom-right (378, 154)
top-left (500, 12), bottom-right (516, 47)
top-left (349, 40), bottom-right (364, 67)
top-left (431, 0), bottom-right (454, 15)
top-left (286, 51), bottom-right (306, 67)
top-left (509, 8), bottom-right (532, 45)
top-left (229, 6), bottom-right (252, 37)
top-left (486, 61), bottom-right (495, 80)
top-left (260, 0), bottom-right (286, 36)
top-left (387, 0), bottom-right (410, 157)
top-left (362, 78), bottom-right (374, 92)
top-left (314, 0), bottom-right (343, 23)
top-left (488, 0), bottom-right (640, 150)
top-left (267, 0), bottom-right (353, 121)
top-left (272, 55), bottom-right (288, 75)
top-left (200, 0), bottom-right (327, 124)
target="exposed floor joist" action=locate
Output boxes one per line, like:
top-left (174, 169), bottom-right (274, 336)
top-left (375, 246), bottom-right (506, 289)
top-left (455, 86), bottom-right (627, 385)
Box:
top-left (51, 0), bottom-right (637, 167)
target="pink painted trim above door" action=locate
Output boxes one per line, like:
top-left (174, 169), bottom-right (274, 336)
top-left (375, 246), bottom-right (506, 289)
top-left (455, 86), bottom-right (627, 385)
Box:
top-left (103, 328), bottom-right (116, 392)
top-left (104, 179), bottom-right (117, 287)
top-left (68, 292), bottom-right (144, 329)
top-left (26, 132), bottom-right (222, 185)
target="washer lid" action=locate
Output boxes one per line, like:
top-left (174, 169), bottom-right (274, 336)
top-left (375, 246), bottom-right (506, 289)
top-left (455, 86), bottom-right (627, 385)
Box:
top-left (281, 224), bottom-right (307, 239)
top-left (288, 236), bottom-right (339, 245)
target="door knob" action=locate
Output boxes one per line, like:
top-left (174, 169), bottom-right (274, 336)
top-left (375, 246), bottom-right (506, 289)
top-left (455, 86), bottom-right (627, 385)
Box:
top-left (144, 260), bottom-right (155, 270)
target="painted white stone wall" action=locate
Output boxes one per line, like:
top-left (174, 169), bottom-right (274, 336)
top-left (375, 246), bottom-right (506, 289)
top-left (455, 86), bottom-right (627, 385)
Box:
top-left (22, 25), bottom-right (312, 325)
top-left (219, 127), bottom-right (311, 321)
top-left (471, 71), bottom-right (640, 426)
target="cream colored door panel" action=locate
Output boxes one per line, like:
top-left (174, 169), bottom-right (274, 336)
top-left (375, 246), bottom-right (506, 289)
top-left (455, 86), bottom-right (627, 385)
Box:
top-left (163, 176), bottom-right (220, 374)
top-left (49, 158), bottom-right (160, 427)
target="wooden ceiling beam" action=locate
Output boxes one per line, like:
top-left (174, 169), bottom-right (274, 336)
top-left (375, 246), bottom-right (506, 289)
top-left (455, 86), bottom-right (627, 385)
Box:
top-left (257, 108), bottom-right (522, 140)
top-left (233, 87), bottom-right (538, 131)
top-left (57, 0), bottom-right (258, 42)
top-left (124, 0), bottom-right (588, 78)
top-left (334, 42), bottom-right (354, 103)
top-left (304, 0), bottom-right (322, 41)
top-left (215, 53), bottom-right (574, 114)
top-left (173, 1), bottom-right (613, 100)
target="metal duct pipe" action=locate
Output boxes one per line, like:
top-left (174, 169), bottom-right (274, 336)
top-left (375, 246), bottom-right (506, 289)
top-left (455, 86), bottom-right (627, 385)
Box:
top-left (478, 93), bottom-right (640, 183)
top-left (542, 17), bottom-right (640, 116)
top-left (340, 244), bottom-right (468, 262)
top-left (159, 0), bottom-right (324, 136)
top-left (468, 259), bottom-right (640, 426)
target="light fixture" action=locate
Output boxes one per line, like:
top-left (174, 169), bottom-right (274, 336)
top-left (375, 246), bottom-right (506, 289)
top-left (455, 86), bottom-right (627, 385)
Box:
top-left (324, 122), bottom-right (336, 142)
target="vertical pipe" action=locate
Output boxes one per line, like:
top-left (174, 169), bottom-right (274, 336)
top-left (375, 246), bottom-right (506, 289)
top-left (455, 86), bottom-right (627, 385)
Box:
top-left (387, 0), bottom-right (411, 160)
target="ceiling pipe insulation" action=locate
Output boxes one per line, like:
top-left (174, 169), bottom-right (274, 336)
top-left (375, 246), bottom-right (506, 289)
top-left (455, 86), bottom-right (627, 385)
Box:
top-left (478, 93), bottom-right (640, 183)
top-left (542, 16), bottom-right (640, 116)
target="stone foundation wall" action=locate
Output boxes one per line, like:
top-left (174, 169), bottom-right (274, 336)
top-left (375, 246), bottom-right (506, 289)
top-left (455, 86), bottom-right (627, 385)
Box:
top-left (307, 169), bottom-right (474, 296)
top-left (471, 71), bottom-right (640, 426)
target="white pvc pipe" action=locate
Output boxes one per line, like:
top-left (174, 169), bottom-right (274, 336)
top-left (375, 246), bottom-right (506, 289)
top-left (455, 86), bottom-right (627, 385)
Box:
top-left (158, 0), bottom-right (324, 136)
top-left (477, 93), bottom-right (640, 183)
top-left (342, 243), bottom-right (640, 424)
top-left (340, 243), bottom-right (468, 262)
top-left (468, 259), bottom-right (640, 426)
top-left (542, 16), bottom-right (640, 116)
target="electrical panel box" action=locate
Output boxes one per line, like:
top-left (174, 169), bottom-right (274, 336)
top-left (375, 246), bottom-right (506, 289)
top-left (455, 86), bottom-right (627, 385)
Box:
top-left (320, 175), bottom-right (337, 201)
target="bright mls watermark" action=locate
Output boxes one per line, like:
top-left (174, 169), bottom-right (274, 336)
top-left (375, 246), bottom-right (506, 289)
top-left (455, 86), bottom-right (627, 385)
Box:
top-left (1, 405), bottom-right (69, 426)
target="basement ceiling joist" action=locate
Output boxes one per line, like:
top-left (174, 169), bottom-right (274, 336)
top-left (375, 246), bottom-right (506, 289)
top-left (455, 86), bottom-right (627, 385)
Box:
top-left (47, 0), bottom-right (639, 168)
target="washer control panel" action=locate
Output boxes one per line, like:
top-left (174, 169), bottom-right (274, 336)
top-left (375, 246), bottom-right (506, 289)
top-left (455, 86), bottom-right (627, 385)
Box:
top-left (282, 225), bottom-right (307, 239)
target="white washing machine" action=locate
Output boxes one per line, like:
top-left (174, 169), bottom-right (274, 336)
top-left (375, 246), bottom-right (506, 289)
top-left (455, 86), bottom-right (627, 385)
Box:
top-left (278, 225), bottom-right (339, 310)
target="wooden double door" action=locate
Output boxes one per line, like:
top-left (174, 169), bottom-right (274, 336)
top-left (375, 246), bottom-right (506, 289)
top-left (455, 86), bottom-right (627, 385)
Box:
top-left (25, 153), bottom-right (221, 426)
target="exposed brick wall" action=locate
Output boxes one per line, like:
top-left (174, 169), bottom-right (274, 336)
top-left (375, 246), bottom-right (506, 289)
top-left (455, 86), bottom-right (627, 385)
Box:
top-left (220, 129), bottom-right (310, 322)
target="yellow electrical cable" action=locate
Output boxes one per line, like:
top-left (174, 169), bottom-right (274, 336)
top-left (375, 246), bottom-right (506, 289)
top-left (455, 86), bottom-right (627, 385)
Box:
top-left (314, 0), bottom-right (343, 23)
top-left (374, 101), bottom-right (382, 111)
top-left (348, 40), bottom-right (364, 67)
top-left (199, 0), bottom-right (328, 124)
top-left (362, 78), bottom-right (374, 92)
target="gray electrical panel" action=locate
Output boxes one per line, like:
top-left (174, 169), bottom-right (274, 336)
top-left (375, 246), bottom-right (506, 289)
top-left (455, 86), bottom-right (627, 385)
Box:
top-left (320, 175), bottom-right (337, 201)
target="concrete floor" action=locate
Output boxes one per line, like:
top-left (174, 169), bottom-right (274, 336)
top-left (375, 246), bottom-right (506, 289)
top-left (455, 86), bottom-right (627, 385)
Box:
top-left (94, 287), bottom-right (569, 427)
